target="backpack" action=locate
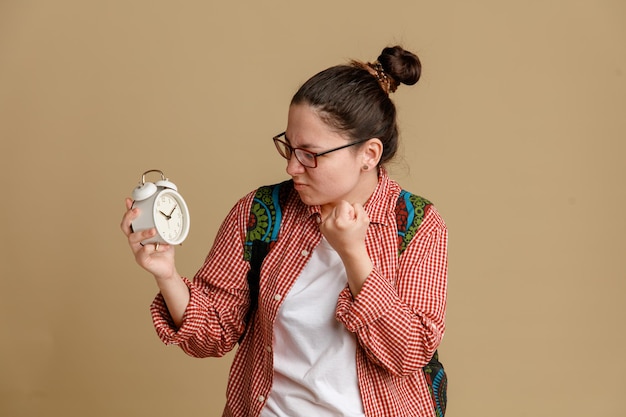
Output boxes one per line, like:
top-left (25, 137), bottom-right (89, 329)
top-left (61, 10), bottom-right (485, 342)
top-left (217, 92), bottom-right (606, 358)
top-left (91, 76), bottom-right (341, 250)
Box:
top-left (243, 180), bottom-right (447, 416)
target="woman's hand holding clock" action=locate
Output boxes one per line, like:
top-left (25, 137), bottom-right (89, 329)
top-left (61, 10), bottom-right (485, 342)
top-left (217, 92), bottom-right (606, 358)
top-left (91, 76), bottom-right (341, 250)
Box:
top-left (121, 197), bottom-right (178, 282)
top-left (121, 197), bottom-right (189, 328)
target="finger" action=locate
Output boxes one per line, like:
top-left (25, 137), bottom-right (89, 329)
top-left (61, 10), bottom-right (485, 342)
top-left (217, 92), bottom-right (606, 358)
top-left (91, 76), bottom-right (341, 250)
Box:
top-left (324, 202), bottom-right (344, 224)
top-left (352, 203), bottom-right (369, 222)
top-left (331, 203), bottom-right (358, 229)
top-left (334, 200), bottom-right (350, 215)
top-left (128, 228), bottom-right (156, 250)
top-left (120, 206), bottom-right (140, 235)
top-left (125, 197), bottom-right (133, 210)
top-left (346, 204), bottom-right (370, 231)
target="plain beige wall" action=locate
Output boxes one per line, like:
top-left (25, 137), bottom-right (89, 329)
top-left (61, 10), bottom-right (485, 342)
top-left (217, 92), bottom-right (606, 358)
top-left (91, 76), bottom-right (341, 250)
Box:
top-left (1, 1), bottom-right (625, 416)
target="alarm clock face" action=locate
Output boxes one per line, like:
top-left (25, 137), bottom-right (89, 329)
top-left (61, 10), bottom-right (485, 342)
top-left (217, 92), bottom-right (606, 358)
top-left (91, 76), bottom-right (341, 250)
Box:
top-left (153, 191), bottom-right (188, 244)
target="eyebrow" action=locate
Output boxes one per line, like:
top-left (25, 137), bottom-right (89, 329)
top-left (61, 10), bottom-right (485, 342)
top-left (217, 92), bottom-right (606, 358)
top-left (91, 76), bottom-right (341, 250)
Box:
top-left (284, 133), bottom-right (318, 150)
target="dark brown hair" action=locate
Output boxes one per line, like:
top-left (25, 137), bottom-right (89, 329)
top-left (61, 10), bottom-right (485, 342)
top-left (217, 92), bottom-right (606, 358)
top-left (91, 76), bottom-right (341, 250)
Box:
top-left (290, 45), bottom-right (421, 165)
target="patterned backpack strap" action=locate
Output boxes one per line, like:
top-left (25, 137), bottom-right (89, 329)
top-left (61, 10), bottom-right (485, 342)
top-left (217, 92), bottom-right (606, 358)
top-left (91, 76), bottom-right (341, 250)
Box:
top-left (240, 181), bottom-right (291, 343)
top-left (395, 189), bottom-right (431, 256)
top-left (244, 181), bottom-right (288, 261)
top-left (423, 351), bottom-right (448, 417)
top-left (395, 190), bottom-right (447, 416)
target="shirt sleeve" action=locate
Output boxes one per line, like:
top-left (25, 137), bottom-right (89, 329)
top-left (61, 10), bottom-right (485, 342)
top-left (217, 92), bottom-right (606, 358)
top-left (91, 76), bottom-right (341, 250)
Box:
top-left (335, 205), bottom-right (448, 377)
top-left (149, 191), bottom-right (256, 358)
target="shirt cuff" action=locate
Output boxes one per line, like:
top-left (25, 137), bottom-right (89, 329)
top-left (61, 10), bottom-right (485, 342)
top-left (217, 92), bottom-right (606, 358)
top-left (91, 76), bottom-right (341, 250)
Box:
top-left (335, 268), bottom-right (398, 332)
top-left (150, 276), bottom-right (210, 346)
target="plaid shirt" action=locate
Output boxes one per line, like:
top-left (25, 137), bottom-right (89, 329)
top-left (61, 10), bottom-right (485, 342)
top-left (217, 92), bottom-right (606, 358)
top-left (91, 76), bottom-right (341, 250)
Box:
top-left (151, 169), bottom-right (448, 417)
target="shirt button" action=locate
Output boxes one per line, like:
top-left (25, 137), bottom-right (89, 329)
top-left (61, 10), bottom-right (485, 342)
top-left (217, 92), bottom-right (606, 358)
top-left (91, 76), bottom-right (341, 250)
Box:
top-left (274, 294), bottom-right (282, 301)
top-left (301, 249), bottom-right (309, 257)
top-left (265, 345), bottom-right (272, 352)
top-left (257, 395), bottom-right (265, 403)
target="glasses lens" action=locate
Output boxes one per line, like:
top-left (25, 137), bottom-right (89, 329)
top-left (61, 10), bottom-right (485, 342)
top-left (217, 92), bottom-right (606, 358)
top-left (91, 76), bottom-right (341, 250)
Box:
top-left (274, 138), bottom-right (292, 159)
top-left (294, 149), bottom-right (316, 168)
top-left (273, 134), bottom-right (317, 168)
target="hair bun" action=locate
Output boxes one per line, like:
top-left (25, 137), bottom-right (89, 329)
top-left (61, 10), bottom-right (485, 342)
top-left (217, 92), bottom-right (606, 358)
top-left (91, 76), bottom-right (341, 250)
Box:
top-left (378, 46), bottom-right (421, 86)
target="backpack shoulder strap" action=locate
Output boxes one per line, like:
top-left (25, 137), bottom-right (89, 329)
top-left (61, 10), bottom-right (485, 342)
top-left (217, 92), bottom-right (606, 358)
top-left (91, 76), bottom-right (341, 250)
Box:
top-left (395, 189), bottom-right (432, 256)
top-left (240, 181), bottom-right (290, 342)
top-left (244, 180), bottom-right (291, 261)
top-left (396, 190), bottom-right (447, 416)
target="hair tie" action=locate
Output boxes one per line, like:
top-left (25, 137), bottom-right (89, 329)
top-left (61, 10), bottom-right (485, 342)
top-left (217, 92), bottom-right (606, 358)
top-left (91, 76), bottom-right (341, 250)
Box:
top-left (351, 60), bottom-right (398, 94)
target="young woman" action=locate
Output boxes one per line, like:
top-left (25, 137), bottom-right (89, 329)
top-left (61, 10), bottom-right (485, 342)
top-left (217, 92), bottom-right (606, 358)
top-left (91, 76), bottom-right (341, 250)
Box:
top-left (121, 45), bottom-right (448, 417)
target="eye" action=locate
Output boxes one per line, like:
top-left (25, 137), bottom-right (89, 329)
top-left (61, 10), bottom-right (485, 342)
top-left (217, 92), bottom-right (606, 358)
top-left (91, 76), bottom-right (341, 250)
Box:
top-left (298, 150), bottom-right (315, 161)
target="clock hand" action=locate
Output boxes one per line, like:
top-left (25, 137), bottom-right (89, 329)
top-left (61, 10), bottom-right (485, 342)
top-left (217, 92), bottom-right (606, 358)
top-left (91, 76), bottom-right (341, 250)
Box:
top-left (159, 210), bottom-right (172, 220)
top-left (168, 204), bottom-right (178, 217)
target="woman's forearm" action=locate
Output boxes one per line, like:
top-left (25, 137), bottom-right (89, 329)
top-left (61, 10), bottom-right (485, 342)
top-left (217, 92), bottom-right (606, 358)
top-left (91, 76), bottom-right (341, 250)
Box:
top-left (155, 273), bottom-right (190, 328)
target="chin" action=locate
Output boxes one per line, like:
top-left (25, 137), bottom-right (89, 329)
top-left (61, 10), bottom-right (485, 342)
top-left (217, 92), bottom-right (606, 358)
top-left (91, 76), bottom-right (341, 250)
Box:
top-left (295, 189), bottom-right (323, 207)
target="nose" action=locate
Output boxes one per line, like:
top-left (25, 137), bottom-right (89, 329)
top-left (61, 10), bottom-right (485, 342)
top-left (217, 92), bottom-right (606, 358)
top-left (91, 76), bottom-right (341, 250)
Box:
top-left (286, 153), bottom-right (306, 176)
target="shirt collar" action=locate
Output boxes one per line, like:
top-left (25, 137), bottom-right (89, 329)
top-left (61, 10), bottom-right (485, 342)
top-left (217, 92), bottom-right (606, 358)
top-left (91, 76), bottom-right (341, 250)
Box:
top-left (363, 166), bottom-right (401, 226)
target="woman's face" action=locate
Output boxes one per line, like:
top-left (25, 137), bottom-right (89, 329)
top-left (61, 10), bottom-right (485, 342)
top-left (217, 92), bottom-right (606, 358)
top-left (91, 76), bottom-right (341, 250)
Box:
top-left (283, 104), bottom-right (378, 214)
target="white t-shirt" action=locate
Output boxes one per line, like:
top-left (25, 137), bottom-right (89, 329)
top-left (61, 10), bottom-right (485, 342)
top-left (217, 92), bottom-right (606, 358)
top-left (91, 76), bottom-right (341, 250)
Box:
top-left (261, 237), bottom-right (365, 417)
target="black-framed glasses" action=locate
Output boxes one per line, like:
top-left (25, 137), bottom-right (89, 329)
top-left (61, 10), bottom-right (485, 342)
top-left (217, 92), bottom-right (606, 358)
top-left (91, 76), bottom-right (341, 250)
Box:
top-left (272, 132), bottom-right (370, 168)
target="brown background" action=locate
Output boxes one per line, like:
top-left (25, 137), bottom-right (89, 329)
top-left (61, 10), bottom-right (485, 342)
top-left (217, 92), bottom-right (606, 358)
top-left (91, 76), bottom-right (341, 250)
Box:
top-left (1, 1), bottom-right (625, 416)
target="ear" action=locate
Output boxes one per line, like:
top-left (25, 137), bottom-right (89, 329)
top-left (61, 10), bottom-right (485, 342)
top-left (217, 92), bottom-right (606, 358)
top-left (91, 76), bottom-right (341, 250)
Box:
top-left (360, 138), bottom-right (383, 168)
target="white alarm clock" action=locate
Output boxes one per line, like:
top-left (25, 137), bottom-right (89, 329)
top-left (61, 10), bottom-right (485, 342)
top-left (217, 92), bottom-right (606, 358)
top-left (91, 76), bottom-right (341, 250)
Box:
top-left (130, 169), bottom-right (190, 245)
